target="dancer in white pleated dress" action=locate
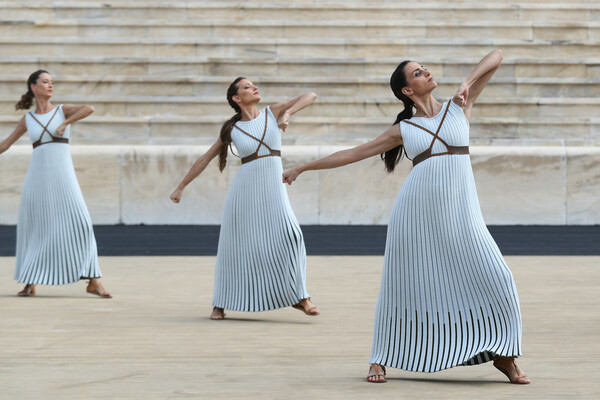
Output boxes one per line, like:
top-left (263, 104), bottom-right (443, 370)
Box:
top-left (0, 70), bottom-right (111, 298)
top-left (170, 77), bottom-right (319, 320)
top-left (283, 50), bottom-right (529, 384)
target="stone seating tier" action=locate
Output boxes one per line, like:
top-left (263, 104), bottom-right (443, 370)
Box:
top-left (0, 1), bottom-right (597, 225)
top-left (0, 20), bottom-right (598, 42)
top-left (0, 3), bottom-right (598, 22)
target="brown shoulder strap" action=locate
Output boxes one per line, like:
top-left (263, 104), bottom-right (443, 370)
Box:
top-left (233, 110), bottom-right (273, 153)
top-left (29, 106), bottom-right (61, 143)
top-left (403, 101), bottom-right (453, 150)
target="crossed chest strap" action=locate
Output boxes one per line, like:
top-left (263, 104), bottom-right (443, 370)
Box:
top-left (403, 101), bottom-right (469, 167)
top-left (234, 110), bottom-right (281, 164)
top-left (29, 107), bottom-right (69, 149)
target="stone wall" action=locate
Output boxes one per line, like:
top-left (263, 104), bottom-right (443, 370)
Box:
top-left (2, 144), bottom-right (598, 225)
top-left (0, 1), bottom-right (598, 225)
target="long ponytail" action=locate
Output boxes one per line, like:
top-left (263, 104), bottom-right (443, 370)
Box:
top-left (218, 77), bottom-right (245, 172)
top-left (381, 61), bottom-right (414, 173)
top-left (15, 69), bottom-right (49, 111)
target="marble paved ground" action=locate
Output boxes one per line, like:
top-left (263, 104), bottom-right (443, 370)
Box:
top-left (1, 256), bottom-right (599, 399)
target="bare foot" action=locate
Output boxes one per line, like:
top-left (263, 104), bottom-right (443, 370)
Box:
top-left (210, 307), bottom-right (225, 320)
top-left (367, 364), bottom-right (386, 383)
top-left (493, 356), bottom-right (530, 384)
top-left (86, 279), bottom-right (112, 298)
top-left (292, 298), bottom-right (320, 316)
top-left (17, 284), bottom-right (36, 297)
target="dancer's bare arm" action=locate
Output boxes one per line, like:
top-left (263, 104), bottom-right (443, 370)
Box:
top-left (170, 138), bottom-right (222, 203)
top-left (453, 49), bottom-right (503, 120)
top-left (57, 104), bottom-right (95, 136)
top-left (283, 124), bottom-right (402, 185)
top-left (0, 117), bottom-right (27, 155)
top-left (270, 92), bottom-right (318, 132)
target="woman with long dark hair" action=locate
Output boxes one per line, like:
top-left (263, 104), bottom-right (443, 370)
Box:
top-left (283, 50), bottom-right (529, 384)
top-left (0, 70), bottom-right (111, 298)
top-left (170, 77), bottom-right (319, 320)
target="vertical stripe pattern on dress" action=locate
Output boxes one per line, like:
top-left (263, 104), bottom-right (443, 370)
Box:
top-left (14, 106), bottom-right (101, 285)
top-left (369, 101), bottom-right (522, 372)
top-left (212, 107), bottom-right (309, 311)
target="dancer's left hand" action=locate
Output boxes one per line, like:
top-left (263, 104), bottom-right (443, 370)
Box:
top-left (453, 83), bottom-right (468, 107)
top-left (278, 110), bottom-right (291, 132)
top-left (56, 123), bottom-right (67, 137)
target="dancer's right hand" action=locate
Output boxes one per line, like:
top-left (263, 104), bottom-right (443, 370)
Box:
top-left (282, 167), bottom-right (300, 185)
top-left (453, 83), bottom-right (468, 107)
top-left (170, 189), bottom-right (183, 203)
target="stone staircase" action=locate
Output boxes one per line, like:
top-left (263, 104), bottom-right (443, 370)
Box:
top-left (0, 1), bottom-right (598, 225)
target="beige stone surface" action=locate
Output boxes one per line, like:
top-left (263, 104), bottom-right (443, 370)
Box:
top-left (566, 147), bottom-right (600, 224)
top-left (120, 146), bottom-right (230, 225)
top-left (0, 0), bottom-right (599, 225)
top-left (282, 146), bottom-right (322, 225)
top-left (2, 144), bottom-right (599, 225)
top-left (471, 146), bottom-right (566, 225)
top-left (0, 255), bottom-right (599, 399)
top-left (0, 146), bottom-right (29, 224)
top-left (71, 146), bottom-right (121, 224)
top-left (316, 146), bottom-right (410, 225)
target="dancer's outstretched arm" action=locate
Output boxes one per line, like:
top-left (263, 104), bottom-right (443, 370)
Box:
top-left (0, 117), bottom-right (27, 155)
top-left (57, 104), bottom-right (94, 136)
top-left (453, 49), bottom-right (503, 120)
top-left (283, 124), bottom-right (402, 185)
top-left (270, 92), bottom-right (318, 132)
top-left (170, 138), bottom-right (222, 203)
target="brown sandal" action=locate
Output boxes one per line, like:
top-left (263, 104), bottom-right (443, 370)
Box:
top-left (367, 364), bottom-right (387, 383)
top-left (86, 280), bottom-right (112, 298)
top-left (292, 298), bottom-right (320, 316)
top-left (493, 357), bottom-right (530, 384)
top-left (17, 284), bottom-right (36, 297)
top-left (210, 307), bottom-right (226, 320)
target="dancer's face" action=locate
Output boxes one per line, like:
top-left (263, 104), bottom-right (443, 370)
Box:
top-left (232, 79), bottom-right (260, 105)
top-left (402, 62), bottom-right (437, 97)
top-left (31, 73), bottom-right (54, 99)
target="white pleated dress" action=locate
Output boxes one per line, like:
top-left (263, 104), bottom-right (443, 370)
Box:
top-left (14, 105), bottom-right (102, 285)
top-left (370, 100), bottom-right (522, 372)
top-left (212, 107), bottom-right (309, 312)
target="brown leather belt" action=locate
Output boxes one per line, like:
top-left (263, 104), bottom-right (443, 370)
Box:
top-left (32, 137), bottom-right (69, 149)
top-left (412, 146), bottom-right (469, 166)
top-left (241, 150), bottom-right (281, 164)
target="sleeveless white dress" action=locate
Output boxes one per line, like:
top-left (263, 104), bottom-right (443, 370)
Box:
top-left (14, 105), bottom-right (102, 285)
top-left (370, 100), bottom-right (522, 372)
top-left (212, 107), bottom-right (309, 311)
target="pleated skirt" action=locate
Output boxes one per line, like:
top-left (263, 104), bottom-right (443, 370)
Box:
top-left (370, 155), bottom-right (522, 372)
top-left (212, 156), bottom-right (309, 312)
top-left (14, 144), bottom-right (101, 285)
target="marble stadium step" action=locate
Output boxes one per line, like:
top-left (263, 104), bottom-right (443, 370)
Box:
top-left (0, 2), bottom-right (597, 22)
top-left (0, 19), bottom-right (597, 42)
top-left (0, 96), bottom-right (596, 121)
top-left (0, 37), bottom-right (597, 60)
top-left (0, 57), bottom-right (597, 80)
top-left (1, 144), bottom-right (598, 225)
top-left (1, 115), bottom-right (596, 147)
top-left (99, 0), bottom-right (587, 4)
top-left (0, 74), bottom-right (596, 98)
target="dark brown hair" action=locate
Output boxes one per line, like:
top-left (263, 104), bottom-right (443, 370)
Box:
top-left (381, 61), bottom-right (414, 173)
top-left (15, 69), bottom-right (50, 111)
top-left (218, 77), bottom-right (245, 172)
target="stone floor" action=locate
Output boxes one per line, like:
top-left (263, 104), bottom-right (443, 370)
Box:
top-left (1, 256), bottom-right (599, 399)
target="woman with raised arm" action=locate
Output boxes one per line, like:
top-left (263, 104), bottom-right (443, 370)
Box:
top-left (170, 77), bottom-right (319, 320)
top-left (283, 50), bottom-right (529, 385)
top-left (0, 70), bottom-right (111, 298)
